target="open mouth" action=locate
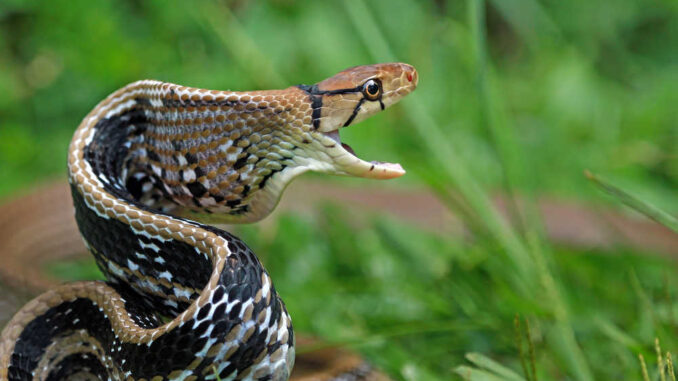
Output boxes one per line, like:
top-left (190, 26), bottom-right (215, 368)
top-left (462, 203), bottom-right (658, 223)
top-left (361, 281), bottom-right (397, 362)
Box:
top-left (323, 130), bottom-right (405, 179)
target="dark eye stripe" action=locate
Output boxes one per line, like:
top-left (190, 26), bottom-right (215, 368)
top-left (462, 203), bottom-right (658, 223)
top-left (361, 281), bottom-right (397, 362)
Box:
top-left (343, 98), bottom-right (366, 127)
top-left (297, 84), bottom-right (362, 96)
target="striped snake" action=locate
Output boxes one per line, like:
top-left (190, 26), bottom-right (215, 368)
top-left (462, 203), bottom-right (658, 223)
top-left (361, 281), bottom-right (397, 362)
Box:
top-left (0, 63), bottom-right (417, 380)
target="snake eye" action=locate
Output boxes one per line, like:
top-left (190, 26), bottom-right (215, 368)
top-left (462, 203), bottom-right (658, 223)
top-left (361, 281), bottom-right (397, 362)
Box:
top-left (362, 79), bottom-right (381, 101)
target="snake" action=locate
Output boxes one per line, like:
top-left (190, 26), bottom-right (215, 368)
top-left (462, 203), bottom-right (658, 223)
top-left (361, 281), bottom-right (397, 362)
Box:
top-left (0, 63), bottom-right (417, 380)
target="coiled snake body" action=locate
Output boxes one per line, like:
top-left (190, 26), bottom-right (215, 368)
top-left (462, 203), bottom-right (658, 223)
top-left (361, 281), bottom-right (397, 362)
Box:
top-left (0, 63), bottom-right (418, 380)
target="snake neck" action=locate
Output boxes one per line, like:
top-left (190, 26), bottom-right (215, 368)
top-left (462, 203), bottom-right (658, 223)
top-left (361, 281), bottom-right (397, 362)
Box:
top-left (80, 80), bottom-right (324, 224)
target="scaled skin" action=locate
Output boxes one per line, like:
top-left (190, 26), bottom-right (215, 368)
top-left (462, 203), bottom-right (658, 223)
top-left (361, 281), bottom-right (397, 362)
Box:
top-left (96, 63), bottom-right (418, 223)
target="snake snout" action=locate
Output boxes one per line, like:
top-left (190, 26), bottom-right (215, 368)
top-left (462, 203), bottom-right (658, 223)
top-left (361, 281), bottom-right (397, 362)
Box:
top-left (405, 65), bottom-right (418, 87)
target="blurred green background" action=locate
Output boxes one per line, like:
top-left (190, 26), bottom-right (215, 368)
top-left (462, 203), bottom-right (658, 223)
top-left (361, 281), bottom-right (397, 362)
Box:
top-left (0, 0), bottom-right (677, 379)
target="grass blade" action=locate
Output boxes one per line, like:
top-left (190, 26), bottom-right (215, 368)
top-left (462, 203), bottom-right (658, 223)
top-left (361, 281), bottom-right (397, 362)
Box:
top-left (454, 365), bottom-right (518, 381)
top-left (668, 352), bottom-right (676, 381)
top-left (640, 354), bottom-right (650, 381)
top-left (658, 338), bottom-right (667, 381)
top-left (585, 170), bottom-right (678, 234)
top-left (515, 316), bottom-right (531, 381)
top-left (465, 352), bottom-right (526, 381)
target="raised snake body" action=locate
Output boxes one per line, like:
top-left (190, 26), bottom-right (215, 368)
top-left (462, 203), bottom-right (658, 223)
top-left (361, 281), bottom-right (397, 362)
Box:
top-left (0, 63), bottom-right (417, 380)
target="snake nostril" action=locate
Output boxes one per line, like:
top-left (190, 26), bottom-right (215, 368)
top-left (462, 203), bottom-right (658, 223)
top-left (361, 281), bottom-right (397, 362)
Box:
top-left (407, 72), bottom-right (413, 82)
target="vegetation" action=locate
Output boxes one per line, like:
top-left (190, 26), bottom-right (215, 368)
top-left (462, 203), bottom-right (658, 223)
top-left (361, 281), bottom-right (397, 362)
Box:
top-left (0, 1), bottom-right (676, 379)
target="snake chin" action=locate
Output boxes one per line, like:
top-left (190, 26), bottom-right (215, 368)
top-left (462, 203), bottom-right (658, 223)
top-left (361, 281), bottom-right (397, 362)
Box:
top-left (322, 129), bottom-right (405, 179)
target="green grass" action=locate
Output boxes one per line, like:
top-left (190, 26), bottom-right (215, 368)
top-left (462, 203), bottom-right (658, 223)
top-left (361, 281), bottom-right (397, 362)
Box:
top-left (1, 0), bottom-right (677, 379)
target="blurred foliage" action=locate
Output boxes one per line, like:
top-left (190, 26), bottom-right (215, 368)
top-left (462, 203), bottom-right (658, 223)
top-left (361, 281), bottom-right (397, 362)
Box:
top-left (0, 0), bottom-right (677, 380)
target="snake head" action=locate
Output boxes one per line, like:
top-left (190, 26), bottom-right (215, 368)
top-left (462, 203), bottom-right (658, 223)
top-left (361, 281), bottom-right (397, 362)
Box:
top-left (297, 63), bottom-right (418, 180)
